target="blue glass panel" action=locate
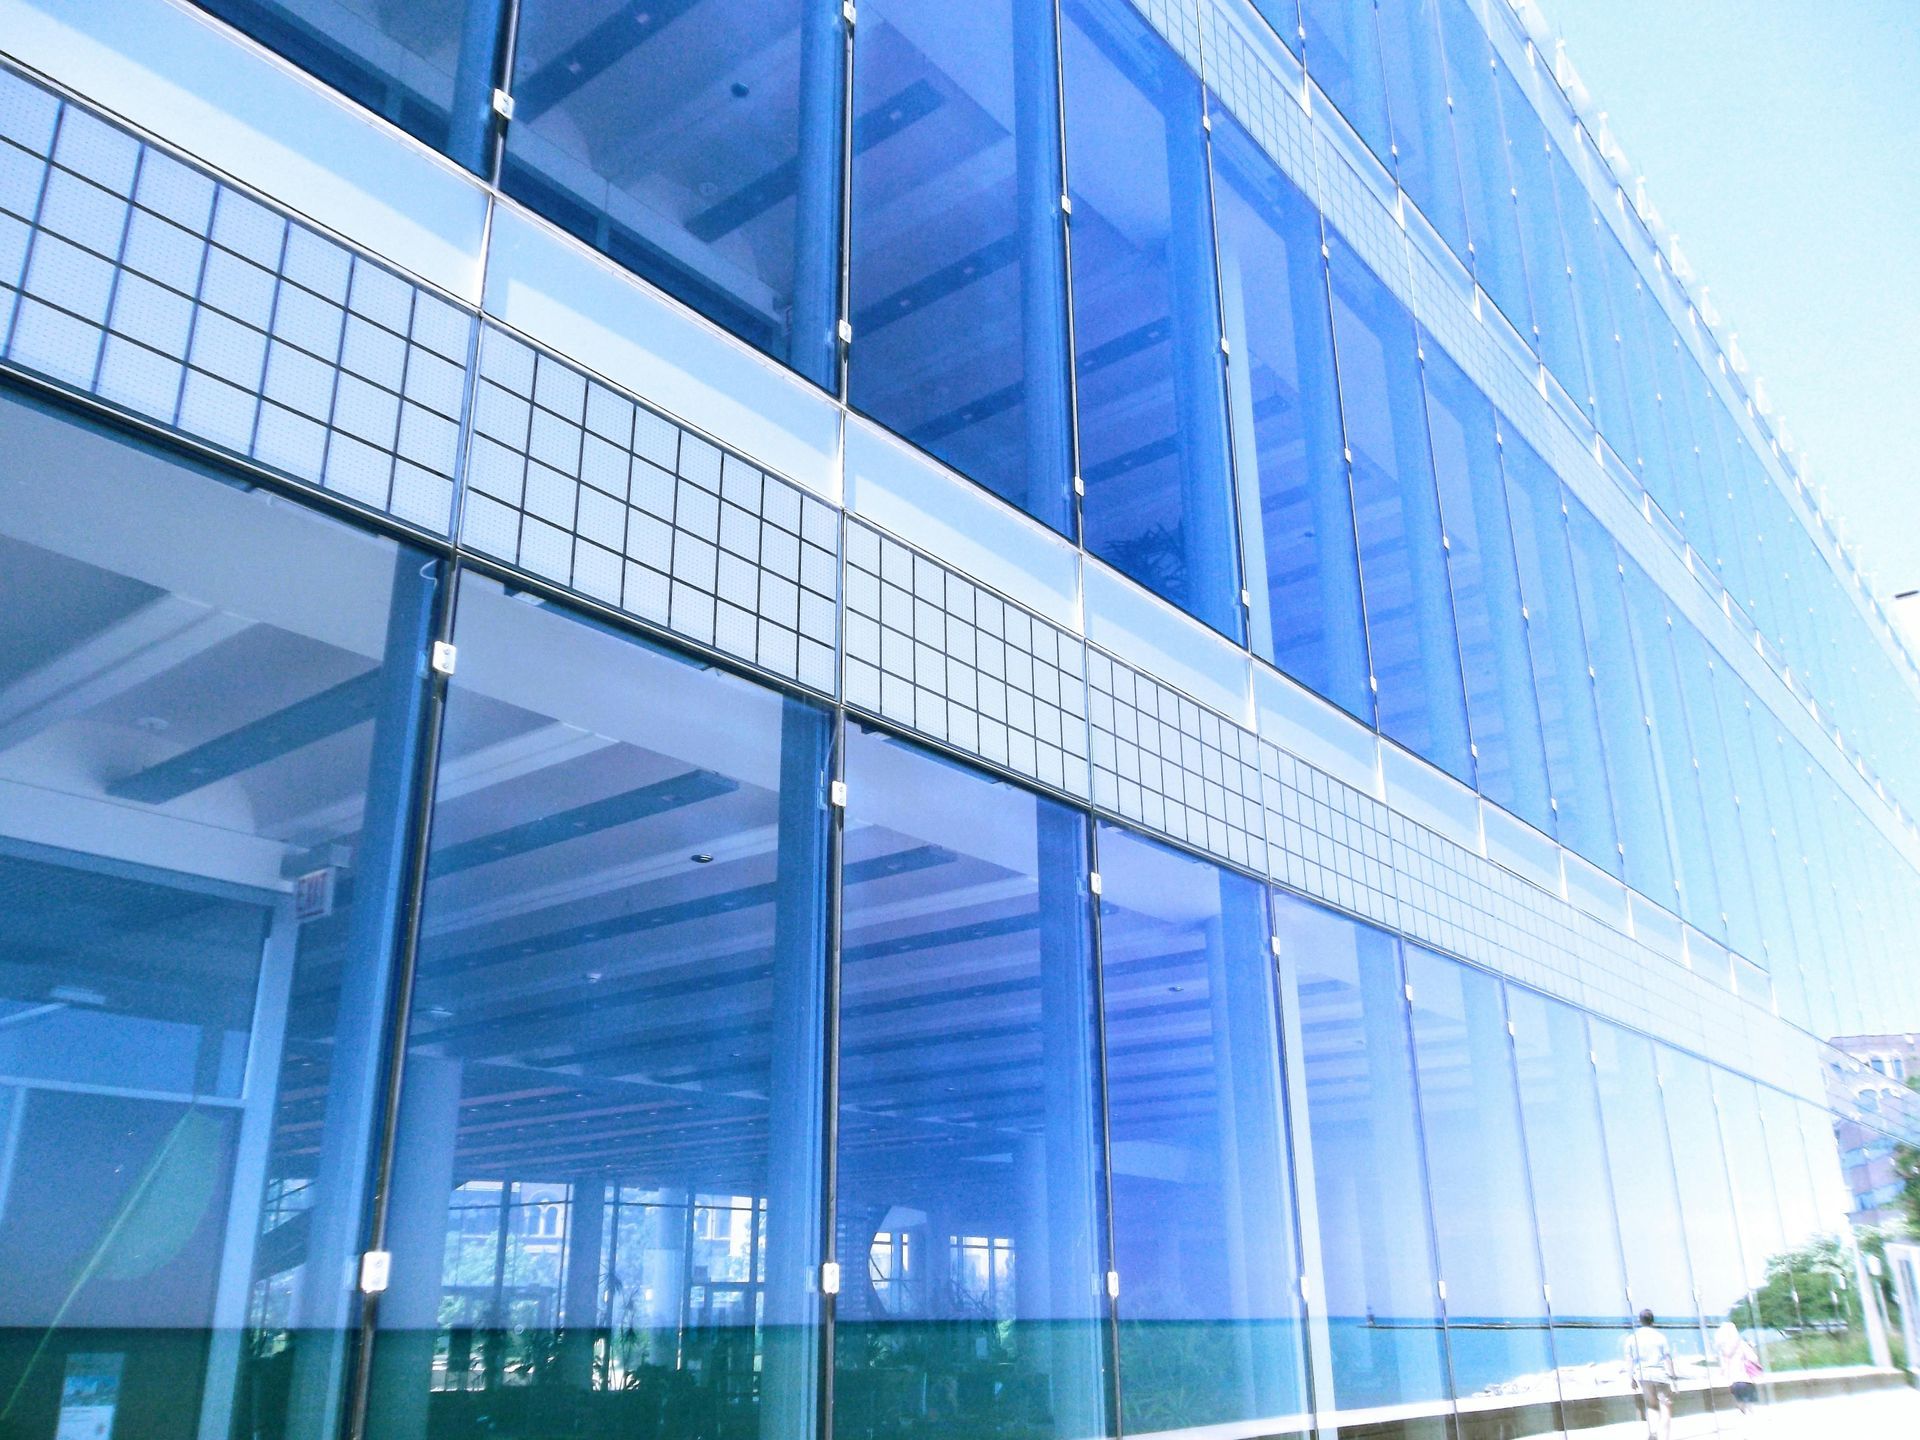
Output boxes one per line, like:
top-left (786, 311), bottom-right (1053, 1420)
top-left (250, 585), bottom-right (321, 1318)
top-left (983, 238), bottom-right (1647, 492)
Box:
top-left (1506, 986), bottom-right (1635, 1426)
top-left (1597, 231), bottom-right (1672, 509)
top-left (1284, 895), bottom-right (1450, 1430)
top-left (1249, 0), bottom-right (1304, 57)
top-left (194, 0), bottom-right (503, 170)
top-left (1211, 105), bottom-right (1370, 719)
top-left (834, 726), bottom-right (1109, 1440)
top-left (1710, 1075), bottom-right (1788, 1354)
top-left (1645, 312), bottom-right (1728, 575)
top-left (1498, 431), bottom-right (1617, 868)
top-left (1671, 625), bottom-right (1764, 967)
top-left (502, 0), bottom-right (844, 389)
top-left (1420, 340), bottom-right (1553, 832)
top-left (1499, 72), bottom-right (1586, 399)
top-left (1562, 496), bottom-right (1675, 906)
top-left (1589, 1021), bottom-right (1703, 1375)
top-left (1064, 0), bottom-right (1242, 639)
top-left (1327, 233), bottom-right (1472, 782)
top-left (1435, 0), bottom-right (1531, 337)
top-left (1298, 0), bottom-right (1391, 166)
top-left (1655, 1050), bottom-right (1749, 1332)
top-left (1376, 0), bottom-right (1468, 262)
top-left (370, 574), bottom-right (831, 1440)
top-left (1099, 826), bottom-right (1311, 1436)
top-left (0, 389), bottom-right (438, 1440)
top-left (1549, 147), bottom-right (1631, 439)
top-left (847, 0), bottom-right (1075, 534)
top-left (1619, 561), bottom-right (1723, 938)
top-left (1716, 666), bottom-right (1816, 1021)
top-left (1403, 949), bottom-right (1560, 1429)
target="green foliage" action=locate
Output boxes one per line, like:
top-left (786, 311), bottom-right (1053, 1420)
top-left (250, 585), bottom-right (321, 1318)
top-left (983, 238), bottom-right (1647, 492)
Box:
top-left (1727, 1235), bottom-right (1856, 1334)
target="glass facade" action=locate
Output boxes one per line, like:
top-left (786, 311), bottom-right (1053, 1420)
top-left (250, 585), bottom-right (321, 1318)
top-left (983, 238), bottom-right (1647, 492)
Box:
top-left (9, 0), bottom-right (1920, 1436)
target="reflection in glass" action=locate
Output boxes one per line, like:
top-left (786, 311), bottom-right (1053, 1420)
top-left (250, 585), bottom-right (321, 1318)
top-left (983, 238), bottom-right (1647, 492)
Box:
top-left (1285, 894), bottom-right (1450, 1435)
top-left (1498, 69), bottom-right (1585, 399)
top-left (1327, 234), bottom-right (1472, 782)
top-left (1404, 950), bottom-right (1561, 1437)
top-left (1506, 987), bottom-right (1635, 1435)
top-left (370, 573), bottom-right (832, 1440)
top-left (502, 0), bottom-right (844, 388)
top-left (834, 727), bottom-right (1108, 1440)
top-left (1562, 496), bottom-right (1674, 907)
top-left (1064, 0), bottom-right (1241, 638)
top-left (1590, 1022), bottom-right (1706, 1394)
top-left (1712, 1074), bottom-right (1789, 1385)
top-left (1437, 0), bottom-right (1530, 338)
top-left (847, 0), bottom-right (1074, 533)
top-left (1420, 341), bottom-right (1552, 831)
top-left (1299, 0), bottom-right (1391, 166)
top-left (1376, 0), bottom-right (1467, 262)
top-left (1500, 434), bottom-right (1616, 870)
top-left (0, 391), bottom-right (436, 1440)
top-left (1210, 106), bottom-right (1369, 719)
top-left (194, 0), bottom-right (501, 170)
top-left (1656, 1047), bottom-right (1753, 1434)
top-left (1098, 826), bottom-right (1309, 1437)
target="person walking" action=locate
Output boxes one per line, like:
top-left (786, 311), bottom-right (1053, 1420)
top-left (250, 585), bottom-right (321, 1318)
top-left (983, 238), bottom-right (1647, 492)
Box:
top-left (1624, 1309), bottom-right (1676, 1440)
top-left (1715, 1320), bottom-right (1762, 1422)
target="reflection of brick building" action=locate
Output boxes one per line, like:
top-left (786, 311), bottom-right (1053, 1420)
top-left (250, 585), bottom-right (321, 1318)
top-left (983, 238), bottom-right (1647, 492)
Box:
top-left (1829, 1037), bottom-right (1920, 1227)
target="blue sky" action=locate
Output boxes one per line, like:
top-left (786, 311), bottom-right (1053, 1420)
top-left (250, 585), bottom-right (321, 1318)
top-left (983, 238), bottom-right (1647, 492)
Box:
top-left (1543, 0), bottom-right (1920, 600)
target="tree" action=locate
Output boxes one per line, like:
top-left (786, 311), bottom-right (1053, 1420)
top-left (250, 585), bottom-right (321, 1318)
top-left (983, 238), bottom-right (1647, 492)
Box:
top-left (1727, 1236), bottom-right (1856, 1334)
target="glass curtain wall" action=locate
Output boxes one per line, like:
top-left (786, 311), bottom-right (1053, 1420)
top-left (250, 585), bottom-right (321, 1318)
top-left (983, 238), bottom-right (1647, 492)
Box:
top-left (1283, 893), bottom-right (1451, 1438)
top-left (1325, 233), bottom-right (1472, 784)
top-left (1098, 824), bottom-right (1310, 1438)
top-left (1419, 339), bottom-right (1552, 833)
top-left (366, 572), bottom-right (833, 1440)
top-left (1063, 0), bottom-right (1241, 639)
top-left (0, 389), bottom-right (439, 1440)
top-left (1505, 986), bottom-right (1634, 1436)
top-left (1210, 101), bottom-right (1370, 720)
top-left (833, 726), bottom-right (1109, 1440)
top-left (194, 0), bottom-right (502, 170)
top-left (500, 0), bottom-right (845, 389)
top-left (1403, 949), bottom-right (1561, 1438)
top-left (846, 0), bottom-right (1075, 534)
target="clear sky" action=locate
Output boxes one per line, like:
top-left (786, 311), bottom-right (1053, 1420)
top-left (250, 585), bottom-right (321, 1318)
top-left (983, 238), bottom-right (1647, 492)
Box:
top-left (1541, 0), bottom-right (1920, 601)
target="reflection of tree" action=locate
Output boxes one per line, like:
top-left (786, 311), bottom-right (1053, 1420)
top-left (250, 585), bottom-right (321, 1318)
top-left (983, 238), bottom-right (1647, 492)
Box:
top-left (1728, 1236), bottom-right (1855, 1335)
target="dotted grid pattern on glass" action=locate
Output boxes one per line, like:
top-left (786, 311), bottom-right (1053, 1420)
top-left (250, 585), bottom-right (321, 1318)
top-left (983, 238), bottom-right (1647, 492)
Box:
top-left (1197, 0), bottom-right (1316, 181)
top-left (1310, 123), bottom-right (1409, 294)
top-left (1126, 0), bottom-right (1205, 72)
top-left (1256, 739), bottom-right (1799, 1084)
top-left (462, 323), bottom-right (839, 695)
top-left (1087, 648), bottom-right (1266, 874)
top-left (0, 65), bottom-right (470, 533)
top-left (843, 519), bottom-right (1092, 799)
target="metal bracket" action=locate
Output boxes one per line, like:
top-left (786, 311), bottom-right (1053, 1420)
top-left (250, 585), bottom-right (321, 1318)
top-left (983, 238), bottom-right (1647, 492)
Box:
top-left (1073, 475), bottom-right (1085, 497)
top-left (430, 641), bottom-right (458, 677)
top-left (837, 318), bottom-right (853, 345)
top-left (1060, 193), bottom-right (1072, 216)
top-left (1105, 1270), bottom-right (1121, 1300)
top-left (1089, 870), bottom-right (1102, 896)
top-left (359, 1250), bottom-right (392, 1295)
top-left (491, 88), bottom-right (515, 121)
top-left (830, 780), bottom-right (848, 808)
top-left (843, 0), bottom-right (856, 22)
top-left (821, 1261), bottom-right (842, 1295)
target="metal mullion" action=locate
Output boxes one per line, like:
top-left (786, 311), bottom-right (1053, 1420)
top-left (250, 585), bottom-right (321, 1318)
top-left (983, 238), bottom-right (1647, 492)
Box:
top-left (816, 703), bottom-right (848, 1440)
top-left (341, 551), bottom-right (467, 1440)
top-left (1084, 814), bottom-right (1125, 1438)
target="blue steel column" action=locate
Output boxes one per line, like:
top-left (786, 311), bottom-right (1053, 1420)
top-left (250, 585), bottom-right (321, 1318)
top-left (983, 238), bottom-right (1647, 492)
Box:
top-left (447, 0), bottom-right (512, 175)
top-left (1210, 879), bottom-right (1300, 1418)
top-left (763, 697), bottom-right (832, 1440)
top-left (285, 552), bottom-right (441, 1440)
top-left (1168, 96), bottom-right (1241, 637)
top-left (1014, 0), bottom-right (1075, 536)
top-left (1034, 805), bottom-right (1106, 1437)
top-left (791, 0), bottom-right (847, 389)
